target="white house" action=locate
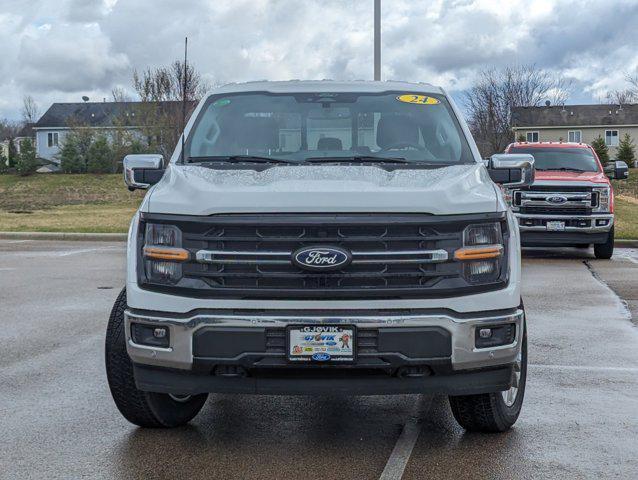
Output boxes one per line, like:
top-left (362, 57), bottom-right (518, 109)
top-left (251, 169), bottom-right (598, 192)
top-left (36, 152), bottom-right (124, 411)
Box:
top-left (33, 101), bottom-right (191, 163)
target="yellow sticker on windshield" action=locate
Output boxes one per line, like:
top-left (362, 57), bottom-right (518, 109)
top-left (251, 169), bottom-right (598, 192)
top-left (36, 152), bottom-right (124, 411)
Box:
top-left (396, 94), bottom-right (440, 105)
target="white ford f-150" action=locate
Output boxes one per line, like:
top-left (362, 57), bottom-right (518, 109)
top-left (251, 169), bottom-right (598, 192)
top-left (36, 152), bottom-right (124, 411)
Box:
top-left (106, 81), bottom-right (535, 432)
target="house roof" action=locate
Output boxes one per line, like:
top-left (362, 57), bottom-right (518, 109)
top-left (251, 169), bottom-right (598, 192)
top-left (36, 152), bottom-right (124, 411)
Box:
top-left (34, 101), bottom-right (197, 129)
top-left (511, 104), bottom-right (638, 128)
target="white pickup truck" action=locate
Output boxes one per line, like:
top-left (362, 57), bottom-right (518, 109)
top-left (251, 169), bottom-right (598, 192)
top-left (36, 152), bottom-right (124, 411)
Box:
top-left (106, 81), bottom-right (535, 432)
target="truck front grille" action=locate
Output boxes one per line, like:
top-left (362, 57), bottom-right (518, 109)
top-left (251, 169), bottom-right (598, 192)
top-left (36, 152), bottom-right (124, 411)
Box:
top-left (514, 186), bottom-right (596, 215)
top-left (138, 213), bottom-right (508, 299)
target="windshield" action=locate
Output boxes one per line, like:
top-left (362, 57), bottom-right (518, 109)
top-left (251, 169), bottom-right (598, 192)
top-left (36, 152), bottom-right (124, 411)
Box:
top-left (184, 92), bottom-right (474, 165)
top-left (509, 147), bottom-right (600, 172)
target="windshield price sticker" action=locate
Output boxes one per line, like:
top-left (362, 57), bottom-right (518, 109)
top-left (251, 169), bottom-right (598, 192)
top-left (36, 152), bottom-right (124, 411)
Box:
top-left (396, 94), bottom-right (440, 105)
top-left (288, 325), bottom-right (355, 362)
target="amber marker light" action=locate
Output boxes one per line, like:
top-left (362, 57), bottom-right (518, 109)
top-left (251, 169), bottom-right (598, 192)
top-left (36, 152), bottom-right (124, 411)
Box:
top-left (454, 245), bottom-right (503, 261)
top-left (143, 246), bottom-right (190, 262)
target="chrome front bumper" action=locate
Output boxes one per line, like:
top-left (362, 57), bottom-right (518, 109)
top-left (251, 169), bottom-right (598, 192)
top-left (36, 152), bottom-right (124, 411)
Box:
top-left (515, 213), bottom-right (613, 233)
top-left (125, 308), bottom-right (524, 372)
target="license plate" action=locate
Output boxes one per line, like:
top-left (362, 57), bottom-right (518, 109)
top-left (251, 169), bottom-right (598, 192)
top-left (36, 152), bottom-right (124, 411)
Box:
top-left (546, 221), bottom-right (565, 231)
top-left (288, 325), bottom-right (355, 362)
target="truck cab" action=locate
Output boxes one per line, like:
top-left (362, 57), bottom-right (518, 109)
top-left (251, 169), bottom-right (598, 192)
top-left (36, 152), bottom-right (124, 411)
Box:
top-left (504, 142), bottom-right (628, 259)
top-left (106, 81), bottom-right (534, 433)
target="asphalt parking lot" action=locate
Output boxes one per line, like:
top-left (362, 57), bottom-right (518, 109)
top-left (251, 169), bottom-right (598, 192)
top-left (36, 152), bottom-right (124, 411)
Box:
top-left (1, 240), bottom-right (637, 480)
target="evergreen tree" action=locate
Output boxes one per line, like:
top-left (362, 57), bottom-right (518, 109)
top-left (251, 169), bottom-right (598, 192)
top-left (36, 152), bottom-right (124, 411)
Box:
top-left (0, 152), bottom-right (8, 173)
top-left (516, 133), bottom-right (526, 142)
top-left (8, 138), bottom-right (17, 167)
top-left (87, 135), bottom-right (113, 173)
top-left (591, 135), bottom-right (610, 165)
top-left (59, 135), bottom-right (84, 173)
top-left (15, 138), bottom-right (38, 176)
top-left (616, 133), bottom-right (636, 166)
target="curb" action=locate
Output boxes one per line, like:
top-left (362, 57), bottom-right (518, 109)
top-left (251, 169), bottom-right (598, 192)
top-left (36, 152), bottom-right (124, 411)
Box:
top-left (0, 232), bottom-right (127, 242)
top-left (615, 239), bottom-right (638, 248)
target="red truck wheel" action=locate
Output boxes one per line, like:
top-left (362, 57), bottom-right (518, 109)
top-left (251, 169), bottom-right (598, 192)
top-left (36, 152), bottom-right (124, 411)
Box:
top-left (594, 226), bottom-right (614, 259)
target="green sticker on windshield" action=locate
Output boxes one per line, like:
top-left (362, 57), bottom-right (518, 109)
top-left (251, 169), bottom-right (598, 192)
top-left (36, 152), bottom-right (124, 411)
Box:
top-left (213, 98), bottom-right (231, 107)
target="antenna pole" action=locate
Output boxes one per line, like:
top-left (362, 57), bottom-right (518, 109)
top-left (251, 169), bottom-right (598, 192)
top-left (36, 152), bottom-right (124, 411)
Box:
top-left (181, 37), bottom-right (188, 163)
top-left (374, 0), bottom-right (381, 81)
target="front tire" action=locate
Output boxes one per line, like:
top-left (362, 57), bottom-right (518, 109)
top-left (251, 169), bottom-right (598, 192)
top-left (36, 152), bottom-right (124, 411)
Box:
top-left (105, 288), bottom-right (208, 428)
top-left (594, 226), bottom-right (614, 259)
top-left (448, 320), bottom-right (527, 433)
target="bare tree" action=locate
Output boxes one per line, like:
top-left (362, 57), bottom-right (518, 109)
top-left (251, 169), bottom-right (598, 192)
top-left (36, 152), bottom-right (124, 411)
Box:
top-left (21, 95), bottom-right (39, 125)
top-left (132, 60), bottom-right (209, 103)
top-left (626, 73), bottom-right (638, 98)
top-left (130, 59), bottom-right (209, 157)
top-left (111, 86), bottom-right (132, 102)
top-left (605, 89), bottom-right (636, 105)
top-left (0, 118), bottom-right (21, 140)
top-left (465, 65), bottom-right (571, 156)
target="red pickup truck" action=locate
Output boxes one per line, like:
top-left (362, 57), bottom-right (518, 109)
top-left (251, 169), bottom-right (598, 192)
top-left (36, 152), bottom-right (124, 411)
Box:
top-left (503, 142), bottom-right (629, 259)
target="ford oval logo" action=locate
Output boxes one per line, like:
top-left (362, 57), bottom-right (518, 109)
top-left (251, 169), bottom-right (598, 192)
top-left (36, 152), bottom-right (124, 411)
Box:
top-left (546, 195), bottom-right (568, 204)
top-left (312, 352), bottom-right (331, 362)
top-left (292, 246), bottom-right (352, 271)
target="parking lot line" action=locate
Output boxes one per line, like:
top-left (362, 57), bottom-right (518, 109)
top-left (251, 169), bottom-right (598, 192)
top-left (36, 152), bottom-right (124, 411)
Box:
top-left (378, 396), bottom-right (433, 480)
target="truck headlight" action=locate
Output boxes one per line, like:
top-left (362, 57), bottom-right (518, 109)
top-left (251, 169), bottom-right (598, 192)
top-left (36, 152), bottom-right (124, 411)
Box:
top-left (592, 186), bottom-right (611, 213)
top-left (142, 223), bottom-right (189, 284)
top-left (455, 223), bottom-right (504, 284)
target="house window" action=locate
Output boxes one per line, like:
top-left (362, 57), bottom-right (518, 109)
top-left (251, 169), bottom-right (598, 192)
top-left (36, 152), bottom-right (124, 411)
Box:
top-left (47, 132), bottom-right (59, 148)
top-left (568, 130), bottom-right (582, 143)
top-left (605, 130), bottom-right (619, 147)
top-left (526, 131), bottom-right (539, 142)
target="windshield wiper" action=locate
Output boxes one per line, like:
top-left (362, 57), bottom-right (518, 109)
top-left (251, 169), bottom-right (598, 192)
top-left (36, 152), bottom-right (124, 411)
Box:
top-left (188, 155), bottom-right (295, 165)
top-left (536, 167), bottom-right (588, 172)
top-left (303, 156), bottom-right (411, 164)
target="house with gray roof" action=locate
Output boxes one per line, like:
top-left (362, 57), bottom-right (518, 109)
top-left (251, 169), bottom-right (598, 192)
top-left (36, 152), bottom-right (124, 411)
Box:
top-left (511, 103), bottom-right (638, 158)
top-left (33, 101), bottom-right (194, 163)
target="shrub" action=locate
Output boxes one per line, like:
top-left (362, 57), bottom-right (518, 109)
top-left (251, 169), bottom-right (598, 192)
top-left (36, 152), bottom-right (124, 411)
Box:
top-left (15, 138), bottom-right (38, 176)
top-left (591, 135), bottom-right (610, 165)
top-left (87, 135), bottom-right (114, 173)
top-left (516, 133), bottom-right (526, 142)
top-left (616, 133), bottom-right (636, 165)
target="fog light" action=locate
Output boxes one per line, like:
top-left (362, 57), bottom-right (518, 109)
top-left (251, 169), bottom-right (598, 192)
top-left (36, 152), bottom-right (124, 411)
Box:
top-left (479, 328), bottom-right (492, 339)
top-left (596, 219), bottom-right (609, 226)
top-left (131, 323), bottom-right (170, 348)
top-left (475, 323), bottom-right (516, 348)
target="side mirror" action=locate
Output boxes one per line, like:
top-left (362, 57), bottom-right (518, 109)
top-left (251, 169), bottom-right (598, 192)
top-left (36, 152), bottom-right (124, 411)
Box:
top-left (487, 153), bottom-right (535, 187)
top-left (123, 154), bottom-right (165, 191)
top-left (604, 160), bottom-right (629, 180)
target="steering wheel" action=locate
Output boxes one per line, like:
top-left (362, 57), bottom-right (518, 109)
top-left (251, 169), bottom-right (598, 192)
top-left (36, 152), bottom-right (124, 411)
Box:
top-left (381, 141), bottom-right (425, 151)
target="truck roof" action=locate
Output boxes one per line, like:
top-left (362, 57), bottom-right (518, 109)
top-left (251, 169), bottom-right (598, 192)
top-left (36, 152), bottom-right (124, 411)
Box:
top-left (508, 141), bottom-right (591, 149)
top-left (205, 80), bottom-right (444, 96)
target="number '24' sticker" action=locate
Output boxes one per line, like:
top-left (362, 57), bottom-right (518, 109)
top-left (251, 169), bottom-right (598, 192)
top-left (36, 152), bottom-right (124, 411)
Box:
top-left (396, 94), bottom-right (440, 105)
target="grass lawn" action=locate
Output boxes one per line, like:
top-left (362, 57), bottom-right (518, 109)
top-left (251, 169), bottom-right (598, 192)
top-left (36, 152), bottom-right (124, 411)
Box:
top-left (0, 171), bottom-right (636, 238)
top-left (0, 174), bottom-right (143, 233)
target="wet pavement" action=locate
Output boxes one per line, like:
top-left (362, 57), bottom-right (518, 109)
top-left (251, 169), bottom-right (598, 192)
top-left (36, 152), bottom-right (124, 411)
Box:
top-left (1, 240), bottom-right (637, 480)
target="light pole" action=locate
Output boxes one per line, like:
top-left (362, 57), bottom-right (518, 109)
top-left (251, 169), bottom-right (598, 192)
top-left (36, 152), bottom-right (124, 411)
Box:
top-left (374, 0), bottom-right (381, 81)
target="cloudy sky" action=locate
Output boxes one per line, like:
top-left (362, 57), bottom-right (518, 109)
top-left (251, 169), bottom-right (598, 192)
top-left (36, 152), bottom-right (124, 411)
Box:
top-left (1, 0), bottom-right (637, 121)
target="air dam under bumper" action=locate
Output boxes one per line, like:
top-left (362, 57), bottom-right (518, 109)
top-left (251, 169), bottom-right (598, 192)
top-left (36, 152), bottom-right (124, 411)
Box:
top-left (516, 213), bottom-right (613, 246)
top-left (125, 308), bottom-right (524, 395)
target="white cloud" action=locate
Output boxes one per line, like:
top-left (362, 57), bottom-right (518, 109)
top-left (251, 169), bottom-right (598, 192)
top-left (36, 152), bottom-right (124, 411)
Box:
top-left (0, 0), bottom-right (637, 120)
